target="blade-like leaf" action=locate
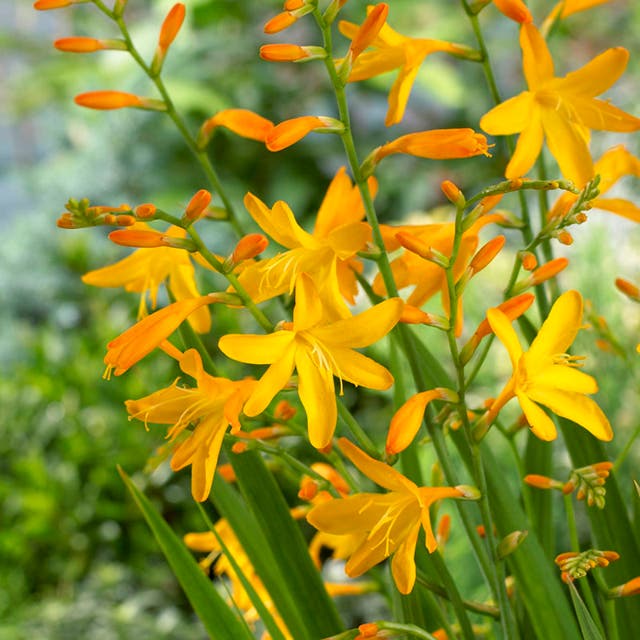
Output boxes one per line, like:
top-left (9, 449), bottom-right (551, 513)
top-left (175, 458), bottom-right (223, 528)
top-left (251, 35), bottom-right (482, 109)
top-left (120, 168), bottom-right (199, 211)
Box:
top-left (567, 580), bottom-right (606, 640)
top-left (118, 467), bottom-right (253, 640)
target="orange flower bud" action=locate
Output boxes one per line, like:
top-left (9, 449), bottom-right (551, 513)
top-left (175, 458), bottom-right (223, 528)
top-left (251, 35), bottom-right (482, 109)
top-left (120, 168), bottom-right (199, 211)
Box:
top-left (437, 514), bottom-right (451, 546)
top-left (284, 0), bottom-right (305, 9)
top-left (298, 476), bottom-right (319, 501)
top-left (375, 128), bottom-right (490, 162)
top-left (357, 623), bottom-right (380, 639)
top-left (473, 293), bottom-right (535, 340)
top-left (54, 37), bottom-right (116, 53)
top-left (158, 3), bottom-right (186, 51)
top-left (217, 463), bottom-right (236, 482)
top-left (520, 251), bottom-right (537, 271)
top-left (614, 576), bottom-right (640, 598)
top-left (259, 44), bottom-right (312, 62)
top-left (274, 399), bottom-right (297, 421)
top-left (394, 231), bottom-right (435, 261)
top-left (34, 0), bottom-right (78, 9)
top-left (493, 0), bottom-right (533, 24)
top-left (441, 179), bottom-right (465, 205)
top-left (115, 214), bottom-right (136, 226)
top-left (349, 3), bottom-right (388, 59)
top-left (311, 462), bottom-right (350, 496)
top-left (556, 230), bottom-right (573, 245)
top-left (184, 189), bottom-right (212, 222)
top-left (530, 257), bottom-right (569, 286)
top-left (266, 116), bottom-right (341, 152)
top-left (264, 11), bottom-right (298, 33)
top-left (74, 91), bottom-right (150, 110)
top-left (469, 235), bottom-right (505, 274)
top-left (615, 277), bottom-right (640, 301)
top-left (231, 233), bottom-right (269, 263)
top-left (400, 305), bottom-right (447, 328)
top-left (135, 203), bottom-right (157, 219)
top-left (524, 474), bottom-right (563, 490)
top-left (108, 229), bottom-right (167, 247)
top-left (199, 109), bottom-right (274, 147)
top-left (231, 441), bottom-right (248, 454)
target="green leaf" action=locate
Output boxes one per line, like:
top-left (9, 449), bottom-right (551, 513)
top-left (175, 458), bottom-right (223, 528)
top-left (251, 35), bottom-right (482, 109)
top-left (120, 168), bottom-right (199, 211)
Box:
top-left (567, 580), bottom-right (606, 640)
top-left (118, 467), bottom-right (253, 640)
top-left (229, 449), bottom-right (344, 639)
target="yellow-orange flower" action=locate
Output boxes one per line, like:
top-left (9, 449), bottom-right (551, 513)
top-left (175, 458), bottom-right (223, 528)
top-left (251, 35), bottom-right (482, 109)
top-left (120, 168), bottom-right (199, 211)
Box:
top-left (126, 349), bottom-right (255, 501)
top-left (306, 438), bottom-right (471, 593)
top-left (480, 24), bottom-right (640, 187)
top-left (485, 290), bottom-right (612, 441)
top-left (219, 274), bottom-right (403, 449)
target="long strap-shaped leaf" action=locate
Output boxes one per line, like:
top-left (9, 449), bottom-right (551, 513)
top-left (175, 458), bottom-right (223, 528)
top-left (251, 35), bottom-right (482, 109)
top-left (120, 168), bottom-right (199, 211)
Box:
top-left (118, 467), bottom-right (254, 640)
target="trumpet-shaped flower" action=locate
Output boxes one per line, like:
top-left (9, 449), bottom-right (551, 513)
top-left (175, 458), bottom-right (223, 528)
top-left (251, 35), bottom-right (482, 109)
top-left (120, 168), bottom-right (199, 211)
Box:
top-left (373, 214), bottom-right (501, 335)
top-left (339, 10), bottom-right (469, 126)
top-left (480, 23), bottom-right (640, 187)
top-left (548, 145), bottom-right (640, 222)
top-left (219, 275), bottom-right (403, 449)
top-left (485, 290), bottom-right (612, 441)
top-left (306, 438), bottom-right (469, 593)
top-left (82, 223), bottom-right (211, 333)
top-left (235, 168), bottom-right (375, 319)
top-left (126, 349), bottom-right (256, 501)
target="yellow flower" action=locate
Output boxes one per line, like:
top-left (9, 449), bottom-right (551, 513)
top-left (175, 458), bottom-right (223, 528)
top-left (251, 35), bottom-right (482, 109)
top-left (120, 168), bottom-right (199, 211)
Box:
top-left (492, 0), bottom-right (533, 23)
top-left (219, 274), bottom-right (403, 449)
top-left (480, 23), bottom-right (640, 187)
top-left (339, 10), bottom-right (467, 126)
top-left (485, 290), bottom-right (612, 441)
top-left (306, 438), bottom-right (469, 594)
top-left (82, 223), bottom-right (211, 333)
top-left (235, 168), bottom-right (375, 319)
top-left (548, 145), bottom-right (640, 222)
top-left (126, 348), bottom-right (256, 501)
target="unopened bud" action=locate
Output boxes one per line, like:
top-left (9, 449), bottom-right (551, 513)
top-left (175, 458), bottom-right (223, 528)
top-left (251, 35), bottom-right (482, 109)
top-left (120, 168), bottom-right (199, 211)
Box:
top-left (274, 400), bottom-right (297, 421)
top-left (524, 474), bottom-right (564, 491)
top-left (34, 0), bottom-right (85, 9)
top-left (135, 203), bottom-right (157, 219)
top-left (231, 441), bottom-right (248, 454)
top-left (74, 91), bottom-right (166, 111)
top-left (469, 235), bottom-right (505, 275)
top-left (555, 230), bottom-right (573, 245)
top-left (152, 3), bottom-right (186, 74)
top-left (54, 37), bottom-right (127, 53)
top-left (357, 622), bottom-right (380, 639)
top-left (348, 3), bottom-right (388, 60)
top-left (520, 251), bottom-right (537, 271)
top-left (437, 514), bottom-right (451, 547)
top-left (231, 234), bottom-right (269, 263)
top-left (615, 277), bottom-right (640, 302)
top-left (455, 485), bottom-right (481, 500)
top-left (298, 476), bottom-right (319, 501)
top-left (265, 116), bottom-right (342, 152)
top-left (609, 577), bottom-right (640, 598)
top-left (395, 232), bottom-right (450, 268)
top-left (400, 305), bottom-right (449, 329)
top-left (497, 530), bottom-right (528, 559)
top-left (441, 180), bottom-right (465, 206)
top-left (184, 189), bottom-right (212, 222)
top-left (259, 44), bottom-right (326, 62)
top-left (115, 214), bottom-right (136, 226)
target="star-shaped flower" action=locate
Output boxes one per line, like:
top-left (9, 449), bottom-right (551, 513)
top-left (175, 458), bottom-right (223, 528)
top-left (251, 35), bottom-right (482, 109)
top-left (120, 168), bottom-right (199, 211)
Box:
top-left (485, 290), bottom-right (613, 441)
top-left (480, 23), bottom-right (640, 187)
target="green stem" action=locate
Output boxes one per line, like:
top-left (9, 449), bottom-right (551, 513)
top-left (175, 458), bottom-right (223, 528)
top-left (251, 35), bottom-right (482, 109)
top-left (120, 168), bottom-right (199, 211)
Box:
top-left (612, 422), bottom-right (640, 473)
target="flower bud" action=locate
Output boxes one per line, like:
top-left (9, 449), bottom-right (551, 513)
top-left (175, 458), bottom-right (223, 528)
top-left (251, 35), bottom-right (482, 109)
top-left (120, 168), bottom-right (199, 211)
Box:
top-left (609, 577), bottom-right (640, 598)
top-left (497, 530), bottom-right (528, 559)
top-left (615, 277), bottom-right (640, 302)
top-left (259, 44), bottom-right (326, 62)
top-left (135, 203), bottom-right (157, 219)
top-left (441, 180), bottom-right (465, 206)
top-left (231, 234), bottom-right (269, 263)
top-left (34, 0), bottom-right (85, 10)
top-left (469, 235), bottom-right (505, 275)
top-left (265, 116), bottom-right (342, 151)
top-left (54, 37), bottom-right (127, 53)
top-left (520, 251), bottom-right (537, 271)
top-left (184, 189), bottom-right (212, 222)
top-left (74, 91), bottom-right (166, 111)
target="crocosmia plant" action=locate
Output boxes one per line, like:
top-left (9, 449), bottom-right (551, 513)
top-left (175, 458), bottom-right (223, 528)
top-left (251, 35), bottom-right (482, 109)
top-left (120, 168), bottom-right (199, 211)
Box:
top-left (35, 0), bottom-right (640, 638)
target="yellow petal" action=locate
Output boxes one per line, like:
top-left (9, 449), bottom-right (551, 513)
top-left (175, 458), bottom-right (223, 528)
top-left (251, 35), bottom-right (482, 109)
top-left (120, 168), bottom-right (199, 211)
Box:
top-left (390, 521), bottom-right (420, 594)
top-left (480, 92), bottom-right (534, 135)
top-left (517, 392), bottom-right (558, 440)
top-left (293, 273), bottom-right (325, 331)
top-left (338, 437), bottom-right (417, 494)
top-left (243, 342), bottom-right (297, 416)
top-left (521, 23), bottom-right (554, 90)
top-left (530, 364), bottom-right (598, 394)
top-left (486, 307), bottom-right (523, 369)
top-left (386, 51), bottom-right (422, 126)
top-left (296, 348), bottom-right (337, 448)
top-left (593, 198), bottom-right (640, 223)
top-left (570, 97), bottom-right (640, 133)
top-left (541, 106), bottom-right (593, 186)
top-left (504, 113), bottom-right (544, 179)
top-left (126, 384), bottom-right (195, 425)
top-left (593, 145), bottom-right (640, 193)
top-left (169, 263), bottom-right (211, 334)
top-left (243, 193), bottom-right (316, 250)
top-left (347, 47), bottom-right (407, 82)
top-left (312, 298), bottom-right (404, 348)
top-left (557, 47), bottom-right (629, 97)
top-left (327, 222), bottom-right (371, 258)
top-left (306, 494), bottom-right (382, 534)
top-left (218, 331), bottom-right (295, 365)
top-left (386, 390), bottom-right (442, 455)
top-left (527, 387), bottom-right (613, 441)
top-left (330, 347), bottom-right (394, 390)
top-left (82, 250), bottom-right (153, 289)
top-left (527, 290), bottom-right (582, 366)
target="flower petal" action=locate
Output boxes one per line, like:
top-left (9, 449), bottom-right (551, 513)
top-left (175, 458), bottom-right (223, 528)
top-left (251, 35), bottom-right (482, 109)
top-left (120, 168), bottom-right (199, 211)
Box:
top-left (327, 222), bottom-right (371, 259)
top-left (557, 47), bottom-right (629, 97)
top-left (391, 521), bottom-right (421, 594)
top-left (521, 23), bottom-right (554, 90)
top-left (386, 390), bottom-right (442, 455)
top-left (527, 387), bottom-right (613, 441)
top-left (295, 348), bottom-right (337, 449)
top-left (486, 308), bottom-right (523, 369)
top-left (504, 112), bottom-right (544, 178)
top-left (517, 392), bottom-right (558, 440)
top-left (480, 92), bottom-right (534, 135)
top-left (570, 97), bottom-right (640, 133)
top-left (531, 364), bottom-right (598, 394)
top-left (330, 346), bottom-right (394, 390)
top-left (219, 330), bottom-right (295, 365)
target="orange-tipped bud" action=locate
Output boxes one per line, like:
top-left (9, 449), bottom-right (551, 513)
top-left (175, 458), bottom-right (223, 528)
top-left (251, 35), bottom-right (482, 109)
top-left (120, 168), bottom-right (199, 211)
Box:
top-left (357, 623), bottom-right (381, 639)
top-left (238, 426), bottom-right (289, 440)
top-left (441, 180), bottom-right (465, 206)
top-left (556, 230), bottom-right (573, 245)
top-left (115, 214), bottom-right (136, 226)
top-left (615, 277), bottom-right (640, 302)
top-left (198, 109), bottom-right (274, 147)
top-left (264, 11), bottom-right (298, 33)
top-left (298, 476), bottom-right (319, 501)
top-left (469, 235), bottom-right (505, 275)
top-left (265, 115), bottom-right (342, 151)
top-left (493, 0), bottom-right (533, 23)
top-left (184, 189), bottom-right (212, 222)
top-left (54, 37), bottom-right (125, 53)
top-left (497, 530), bottom-right (528, 559)
top-left (524, 474), bottom-right (564, 490)
top-left (108, 229), bottom-right (167, 247)
top-left (231, 233), bottom-right (269, 263)
top-left (217, 463), bottom-right (236, 482)
top-left (34, 0), bottom-right (79, 9)
top-left (520, 251), bottom-right (537, 271)
top-left (374, 128), bottom-right (490, 162)
top-left (259, 44), bottom-right (323, 62)
top-left (284, 0), bottom-right (305, 9)
top-left (473, 293), bottom-right (535, 340)
top-left (349, 3), bottom-right (388, 59)
top-left (311, 462), bottom-right (350, 496)
top-left (158, 3), bottom-right (186, 51)
top-left (530, 257), bottom-right (569, 286)
top-left (135, 203), bottom-right (157, 219)
top-left (74, 91), bottom-right (165, 111)
top-left (400, 305), bottom-right (449, 329)
top-left (274, 399), bottom-right (297, 421)
top-left (437, 514), bottom-right (451, 546)
top-left (231, 441), bottom-right (248, 454)
top-left (610, 576), bottom-right (640, 598)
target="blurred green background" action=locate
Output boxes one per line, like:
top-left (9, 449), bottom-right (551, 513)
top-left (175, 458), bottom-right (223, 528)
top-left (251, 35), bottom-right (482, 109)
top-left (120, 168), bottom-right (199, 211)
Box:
top-left (1, 0), bottom-right (639, 637)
